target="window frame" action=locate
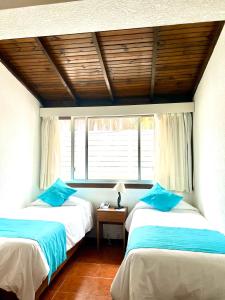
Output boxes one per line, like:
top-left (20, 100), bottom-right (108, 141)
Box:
top-left (60, 115), bottom-right (154, 184)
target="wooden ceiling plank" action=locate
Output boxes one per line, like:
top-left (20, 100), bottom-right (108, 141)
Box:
top-left (47, 32), bottom-right (91, 41)
top-left (46, 37), bottom-right (93, 45)
top-left (92, 32), bottom-right (114, 102)
top-left (46, 50), bottom-right (153, 60)
top-left (150, 27), bottom-right (159, 101)
top-left (161, 22), bottom-right (216, 32)
top-left (0, 54), bottom-right (44, 105)
top-left (159, 26), bottom-right (217, 35)
top-left (158, 31), bottom-right (213, 40)
top-left (101, 37), bottom-right (153, 46)
top-left (158, 37), bottom-right (210, 48)
top-left (35, 37), bottom-right (78, 105)
top-left (99, 32), bottom-right (154, 42)
top-left (100, 28), bottom-right (153, 37)
top-left (192, 21), bottom-right (224, 95)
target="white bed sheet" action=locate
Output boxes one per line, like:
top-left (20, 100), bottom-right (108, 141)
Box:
top-left (111, 203), bottom-right (225, 300)
top-left (0, 199), bottom-right (94, 300)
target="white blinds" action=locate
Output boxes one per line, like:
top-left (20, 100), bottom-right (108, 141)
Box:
top-left (88, 117), bottom-right (138, 180)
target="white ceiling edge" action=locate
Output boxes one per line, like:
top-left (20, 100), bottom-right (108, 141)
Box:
top-left (0, 0), bottom-right (74, 10)
top-left (40, 103), bottom-right (195, 117)
top-left (0, 0), bottom-right (225, 40)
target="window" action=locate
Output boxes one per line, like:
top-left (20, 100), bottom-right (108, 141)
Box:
top-left (59, 116), bottom-right (154, 182)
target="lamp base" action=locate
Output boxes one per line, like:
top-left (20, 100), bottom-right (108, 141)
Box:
top-left (117, 192), bottom-right (123, 210)
top-left (115, 205), bottom-right (124, 210)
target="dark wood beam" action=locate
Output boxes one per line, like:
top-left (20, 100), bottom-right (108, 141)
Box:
top-left (153, 94), bottom-right (192, 103)
top-left (150, 27), bottom-right (159, 101)
top-left (92, 32), bottom-right (114, 102)
top-left (192, 21), bottom-right (224, 96)
top-left (0, 55), bottom-right (44, 105)
top-left (72, 95), bottom-right (191, 107)
top-left (35, 37), bottom-right (78, 105)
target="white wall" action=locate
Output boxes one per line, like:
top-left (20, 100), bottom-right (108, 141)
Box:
top-left (193, 27), bottom-right (225, 232)
top-left (0, 63), bottom-right (40, 211)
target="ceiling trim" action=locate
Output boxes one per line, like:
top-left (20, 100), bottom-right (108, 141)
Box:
top-left (40, 102), bottom-right (194, 117)
top-left (0, 1), bottom-right (225, 40)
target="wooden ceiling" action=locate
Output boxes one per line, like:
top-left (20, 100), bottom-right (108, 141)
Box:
top-left (0, 21), bottom-right (223, 107)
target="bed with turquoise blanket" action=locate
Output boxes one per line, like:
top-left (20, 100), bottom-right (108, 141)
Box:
top-left (0, 202), bottom-right (94, 300)
top-left (0, 218), bottom-right (67, 281)
top-left (111, 203), bottom-right (225, 300)
top-left (126, 225), bottom-right (225, 256)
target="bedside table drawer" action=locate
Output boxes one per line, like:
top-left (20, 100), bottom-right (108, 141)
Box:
top-left (97, 210), bottom-right (127, 223)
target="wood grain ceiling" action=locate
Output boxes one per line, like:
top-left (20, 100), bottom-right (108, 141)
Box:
top-left (0, 21), bottom-right (223, 107)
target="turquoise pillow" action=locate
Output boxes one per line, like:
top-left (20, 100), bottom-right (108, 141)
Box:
top-left (139, 183), bottom-right (183, 212)
top-left (38, 179), bottom-right (77, 207)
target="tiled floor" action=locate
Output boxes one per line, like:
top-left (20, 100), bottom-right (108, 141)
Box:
top-left (40, 239), bottom-right (123, 300)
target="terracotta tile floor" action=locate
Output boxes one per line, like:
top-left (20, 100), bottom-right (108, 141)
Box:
top-left (40, 239), bottom-right (124, 300)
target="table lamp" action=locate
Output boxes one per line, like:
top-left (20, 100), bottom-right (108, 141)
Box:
top-left (113, 183), bottom-right (126, 209)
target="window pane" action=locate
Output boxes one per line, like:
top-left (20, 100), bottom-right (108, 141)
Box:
top-left (74, 118), bottom-right (86, 180)
top-left (141, 116), bottom-right (154, 180)
top-left (59, 119), bottom-right (71, 181)
top-left (88, 117), bottom-right (138, 180)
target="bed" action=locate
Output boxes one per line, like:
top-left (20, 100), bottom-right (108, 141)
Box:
top-left (0, 196), bottom-right (94, 300)
top-left (111, 201), bottom-right (225, 300)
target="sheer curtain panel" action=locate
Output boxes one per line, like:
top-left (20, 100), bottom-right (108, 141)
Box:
top-left (40, 117), bottom-right (61, 189)
top-left (154, 113), bottom-right (192, 192)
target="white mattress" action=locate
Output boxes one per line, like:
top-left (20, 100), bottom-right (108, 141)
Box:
top-left (111, 202), bottom-right (225, 300)
top-left (0, 199), bottom-right (94, 300)
top-left (125, 202), bottom-right (212, 233)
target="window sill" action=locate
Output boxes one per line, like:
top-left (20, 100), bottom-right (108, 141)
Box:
top-left (67, 182), bottom-right (153, 189)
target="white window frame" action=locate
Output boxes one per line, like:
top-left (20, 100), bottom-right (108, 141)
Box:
top-left (63, 115), bottom-right (153, 184)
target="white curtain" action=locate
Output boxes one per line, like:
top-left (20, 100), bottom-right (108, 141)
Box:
top-left (40, 117), bottom-right (61, 189)
top-left (154, 113), bottom-right (192, 192)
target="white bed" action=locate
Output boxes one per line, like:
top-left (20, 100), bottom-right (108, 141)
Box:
top-left (0, 197), bottom-right (94, 300)
top-left (111, 201), bottom-right (225, 300)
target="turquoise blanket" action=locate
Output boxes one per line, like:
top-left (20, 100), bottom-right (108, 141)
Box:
top-left (126, 225), bottom-right (225, 255)
top-left (0, 218), bottom-right (67, 281)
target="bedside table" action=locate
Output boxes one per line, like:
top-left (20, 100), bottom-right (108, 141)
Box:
top-left (96, 207), bottom-right (128, 251)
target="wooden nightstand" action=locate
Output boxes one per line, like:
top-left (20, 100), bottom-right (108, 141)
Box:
top-left (96, 207), bottom-right (128, 251)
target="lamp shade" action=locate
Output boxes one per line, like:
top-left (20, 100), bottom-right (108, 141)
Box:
top-left (113, 182), bottom-right (126, 193)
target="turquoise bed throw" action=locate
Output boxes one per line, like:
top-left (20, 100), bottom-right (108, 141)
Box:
top-left (126, 225), bottom-right (225, 255)
top-left (0, 218), bottom-right (67, 281)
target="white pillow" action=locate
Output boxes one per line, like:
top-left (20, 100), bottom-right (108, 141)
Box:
top-left (30, 199), bottom-right (50, 206)
top-left (137, 200), bottom-right (197, 211)
top-left (63, 196), bottom-right (87, 206)
top-left (29, 195), bottom-right (86, 207)
top-left (173, 200), bottom-right (197, 211)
